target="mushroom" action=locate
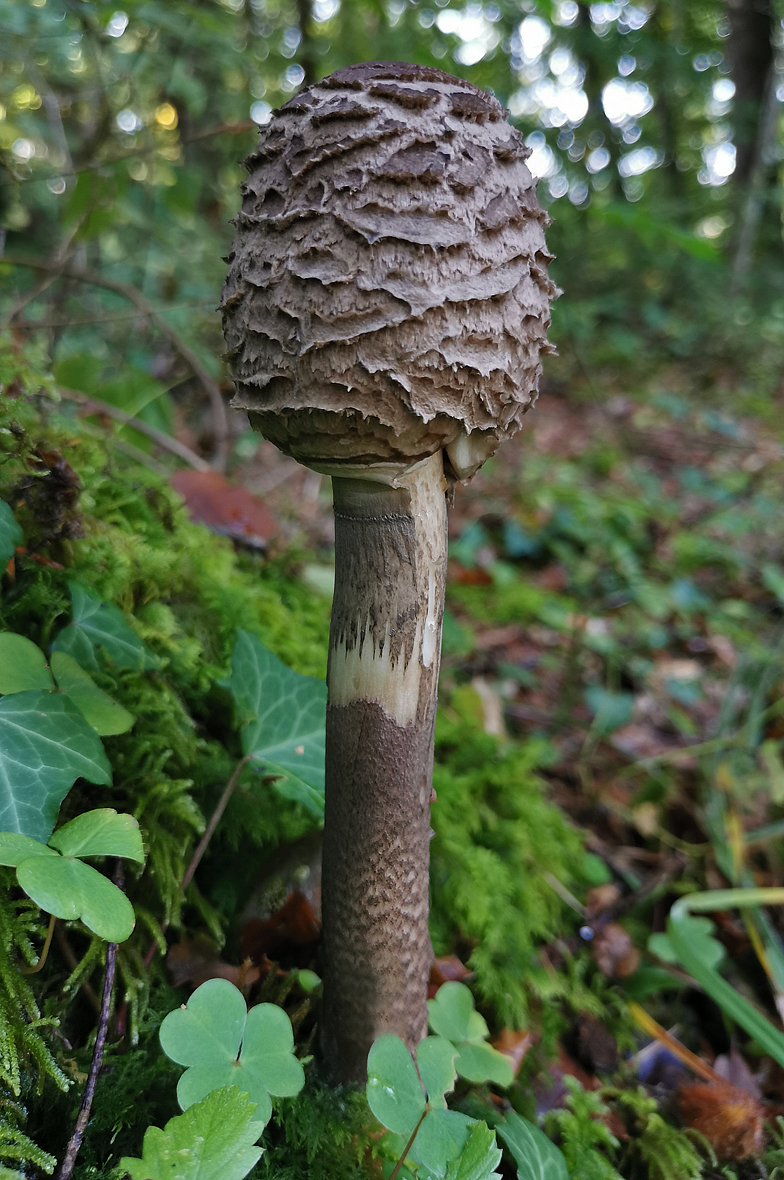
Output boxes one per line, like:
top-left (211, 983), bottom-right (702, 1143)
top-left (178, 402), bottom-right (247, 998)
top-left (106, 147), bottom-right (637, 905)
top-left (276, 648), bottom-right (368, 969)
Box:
top-left (221, 61), bottom-right (556, 1083)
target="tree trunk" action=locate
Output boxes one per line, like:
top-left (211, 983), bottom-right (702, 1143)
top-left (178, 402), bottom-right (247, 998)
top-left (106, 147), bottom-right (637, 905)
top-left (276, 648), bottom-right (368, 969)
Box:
top-left (725, 0), bottom-right (774, 187)
top-left (320, 451), bottom-right (448, 1084)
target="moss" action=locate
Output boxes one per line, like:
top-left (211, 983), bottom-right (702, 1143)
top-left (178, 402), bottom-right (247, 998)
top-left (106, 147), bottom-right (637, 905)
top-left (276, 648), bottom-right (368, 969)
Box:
top-left (429, 690), bottom-right (595, 1032)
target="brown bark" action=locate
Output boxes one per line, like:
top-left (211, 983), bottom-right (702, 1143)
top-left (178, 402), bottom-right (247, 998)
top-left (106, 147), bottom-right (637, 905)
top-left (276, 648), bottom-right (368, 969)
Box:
top-left (320, 454), bottom-right (447, 1082)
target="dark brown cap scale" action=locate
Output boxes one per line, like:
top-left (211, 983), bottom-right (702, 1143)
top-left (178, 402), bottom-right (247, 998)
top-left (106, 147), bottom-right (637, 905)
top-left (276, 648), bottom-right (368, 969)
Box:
top-left (222, 62), bottom-right (556, 479)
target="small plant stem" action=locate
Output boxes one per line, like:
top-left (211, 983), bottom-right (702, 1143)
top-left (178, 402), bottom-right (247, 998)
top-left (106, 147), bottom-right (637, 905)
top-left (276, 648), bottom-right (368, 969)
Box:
top-left (389, 1107), bottom-right (429, 1180)
top-left (21, 913), bottom-right (56, 975)
top-left (142, 754), bottom-right (251, 968)
top-left (55, 942), bottom-right (117, 1180)
top-left (182, 754), bottom-right (251, 892)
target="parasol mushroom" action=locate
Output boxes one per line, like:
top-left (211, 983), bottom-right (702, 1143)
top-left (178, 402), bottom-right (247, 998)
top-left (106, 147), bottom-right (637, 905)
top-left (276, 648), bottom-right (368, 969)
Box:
top-left (221, 60), bottom-right (556, 1084)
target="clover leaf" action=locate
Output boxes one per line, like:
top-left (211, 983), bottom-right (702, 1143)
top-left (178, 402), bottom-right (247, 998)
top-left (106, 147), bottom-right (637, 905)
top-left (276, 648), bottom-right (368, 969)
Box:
top-left (159, 978), bottom-right (305, 1125)
top-left (367, 1033), bottom-right (473, 1179)
top-left (427, 983), bottom-right (514, 1088)
top-left (0, 809), bottom-right (144, 942)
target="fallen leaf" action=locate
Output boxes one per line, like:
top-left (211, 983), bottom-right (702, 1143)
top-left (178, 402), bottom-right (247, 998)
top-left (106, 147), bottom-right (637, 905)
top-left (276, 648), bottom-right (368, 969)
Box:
top-left (429, 954), bottom-right (474, 989)
top-left (171, 470), bottom-right (276, 550)
top-left (491, 1027), bottom-right (534, 1077)
top-left (585, 884), bottom-right (621, 915)
top-left (592, 922), bottom-right (639, 979)
top-left (677, 1081), bottom-right (765, 1160)
top-left (240, 891), bottom-right (320, 963)
top-left (167, 934), bottom-right (261, 992)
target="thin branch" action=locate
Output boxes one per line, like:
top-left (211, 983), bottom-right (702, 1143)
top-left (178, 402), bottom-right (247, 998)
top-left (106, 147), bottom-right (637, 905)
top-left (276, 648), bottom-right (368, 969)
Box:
top-left (142, 754), bottom-right (252, 969)
top-left (60, 386), bottom-right (212, 472)
top-left (4, 256), bottom-right (230, 470)
top-left (55, 939), bottom-right (117, 1180)
top-left (181, 755), bottom-right (252, 893)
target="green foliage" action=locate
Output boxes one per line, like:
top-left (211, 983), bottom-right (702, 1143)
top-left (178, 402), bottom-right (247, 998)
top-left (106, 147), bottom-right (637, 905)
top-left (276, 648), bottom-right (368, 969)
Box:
top-left (228, 630), bottom-right (327, 817)
top-left (0, 872), bottom-right (69, 1172)
top-left (426, 983), bottom-right (514, 1088)
top-left (119, 1086), bottom-right (265, 1180)
top-left (0, 691), bottom-right (111, 841)
top-left (52, 581), bottom-right (159, 672)
top-left (366, 1033), bottom-right (473, 1178)
top-left (616, 1090), bottom-right (706, 1180)
top-left (498, 1112), bottom-right (569, 1180)
top-left (444, 1123), bottom-right (501, 1180)
top-left (544, 1080), bottom-right (622, 1180)
top-left (159, 979), bottom-right (305, 1123)
top-left (0, 809), bottom-right (143, 942)
top-left (0, 508), bottom-right (21, 572)
top-left (430, 705), bottom-right (592, 1029)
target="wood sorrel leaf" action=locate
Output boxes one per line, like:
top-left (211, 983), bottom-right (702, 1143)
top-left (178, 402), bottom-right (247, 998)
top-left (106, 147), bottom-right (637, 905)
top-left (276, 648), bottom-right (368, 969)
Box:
top-left (0, 634), bottom-right (54, 693)
top-left (17, 854), bottom-right (135, 941)
top-left (52, 581), bottom-right (158, 672)
top-left (0, 833), bottom-right (58, 867)
top-left (159, 978), bottom-right (304, 1123)
top-left (426, 982), bottom-right (512, 1087)
top-left (454, 1042), bottom-right (514, 1089)
top-left (228, 630), bottom-right (326, 815)
top-left (49, 808), bottom-right (144, 862)
top-left (366, 1034), bottom-right (425, 1135)
top-left (0, 690), bottom-right (111, 840)
top-left (417, 1036), bottom-right (458, 1110)
top-left (119, 1086), bottom-right (264, 1180)
top-left (427, 982), bottom-right (475, 1043)
top-left (50, 652), bottom-right (135, 736)
top-left (498, 1112), bottom-right (568, 1180)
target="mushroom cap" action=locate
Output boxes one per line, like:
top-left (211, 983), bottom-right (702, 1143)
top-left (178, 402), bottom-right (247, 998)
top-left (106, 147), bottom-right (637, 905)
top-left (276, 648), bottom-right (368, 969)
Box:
top-left (222, 61), bottom-right (556, 479)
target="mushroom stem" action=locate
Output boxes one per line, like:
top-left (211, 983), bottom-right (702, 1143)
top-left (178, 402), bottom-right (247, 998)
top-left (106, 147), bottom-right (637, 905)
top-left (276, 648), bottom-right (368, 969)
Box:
top-left (321, 449), bottom-right (448, 1083)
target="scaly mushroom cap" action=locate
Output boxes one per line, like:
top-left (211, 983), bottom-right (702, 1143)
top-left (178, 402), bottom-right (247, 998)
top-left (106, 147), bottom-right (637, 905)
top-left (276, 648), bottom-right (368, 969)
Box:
top-left (222, 61), bottom-right (556, 479)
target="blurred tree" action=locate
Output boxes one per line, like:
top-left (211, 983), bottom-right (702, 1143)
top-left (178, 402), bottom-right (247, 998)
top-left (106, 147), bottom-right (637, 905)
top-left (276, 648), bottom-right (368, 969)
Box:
top-left (0, 0), bottom-right (782, 438)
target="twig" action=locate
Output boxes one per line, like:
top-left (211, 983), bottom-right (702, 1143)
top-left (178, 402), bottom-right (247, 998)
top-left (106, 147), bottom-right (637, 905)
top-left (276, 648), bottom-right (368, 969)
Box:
top-left (181, 755), bottom-right (252, 893)
top-left (60, 386), bottom-right (212, 471)
top-left (4, 256), bottom-right (229, 470)
top-left (55, 940), bottom-right (117, 1180)
top-left (142, 755), bottom-right (252, 969)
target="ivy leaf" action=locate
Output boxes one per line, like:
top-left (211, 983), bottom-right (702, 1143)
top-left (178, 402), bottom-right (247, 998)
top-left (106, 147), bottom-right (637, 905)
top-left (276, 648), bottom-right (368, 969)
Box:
top-left (445, 1122), bottom-right (502, 1180)
top-left (52, 581), bottom-right (158, 672)
top-left (498, 1112), bottom-right (568, 1180)
top-left (0, 502), bottom-right (22, 569)
top-left (119, 1086), bottom-right (264, 1180)
top-left (49, 808), bottom-right (144, 862)
top-left (50, 652), bottom-right (135, 736)
top-left (228, 631), bottom-right (326, 816)
top-left (16, 854), bottom-right (136, 942)
top-left (366, 1035), bottom-right (425, 1135)
top-left (159, 978), bottom-right (304, 1123)
top-left (0, 691), bottom-right (111, 841)
top-left (0, 634), bottom-right (54, 693)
